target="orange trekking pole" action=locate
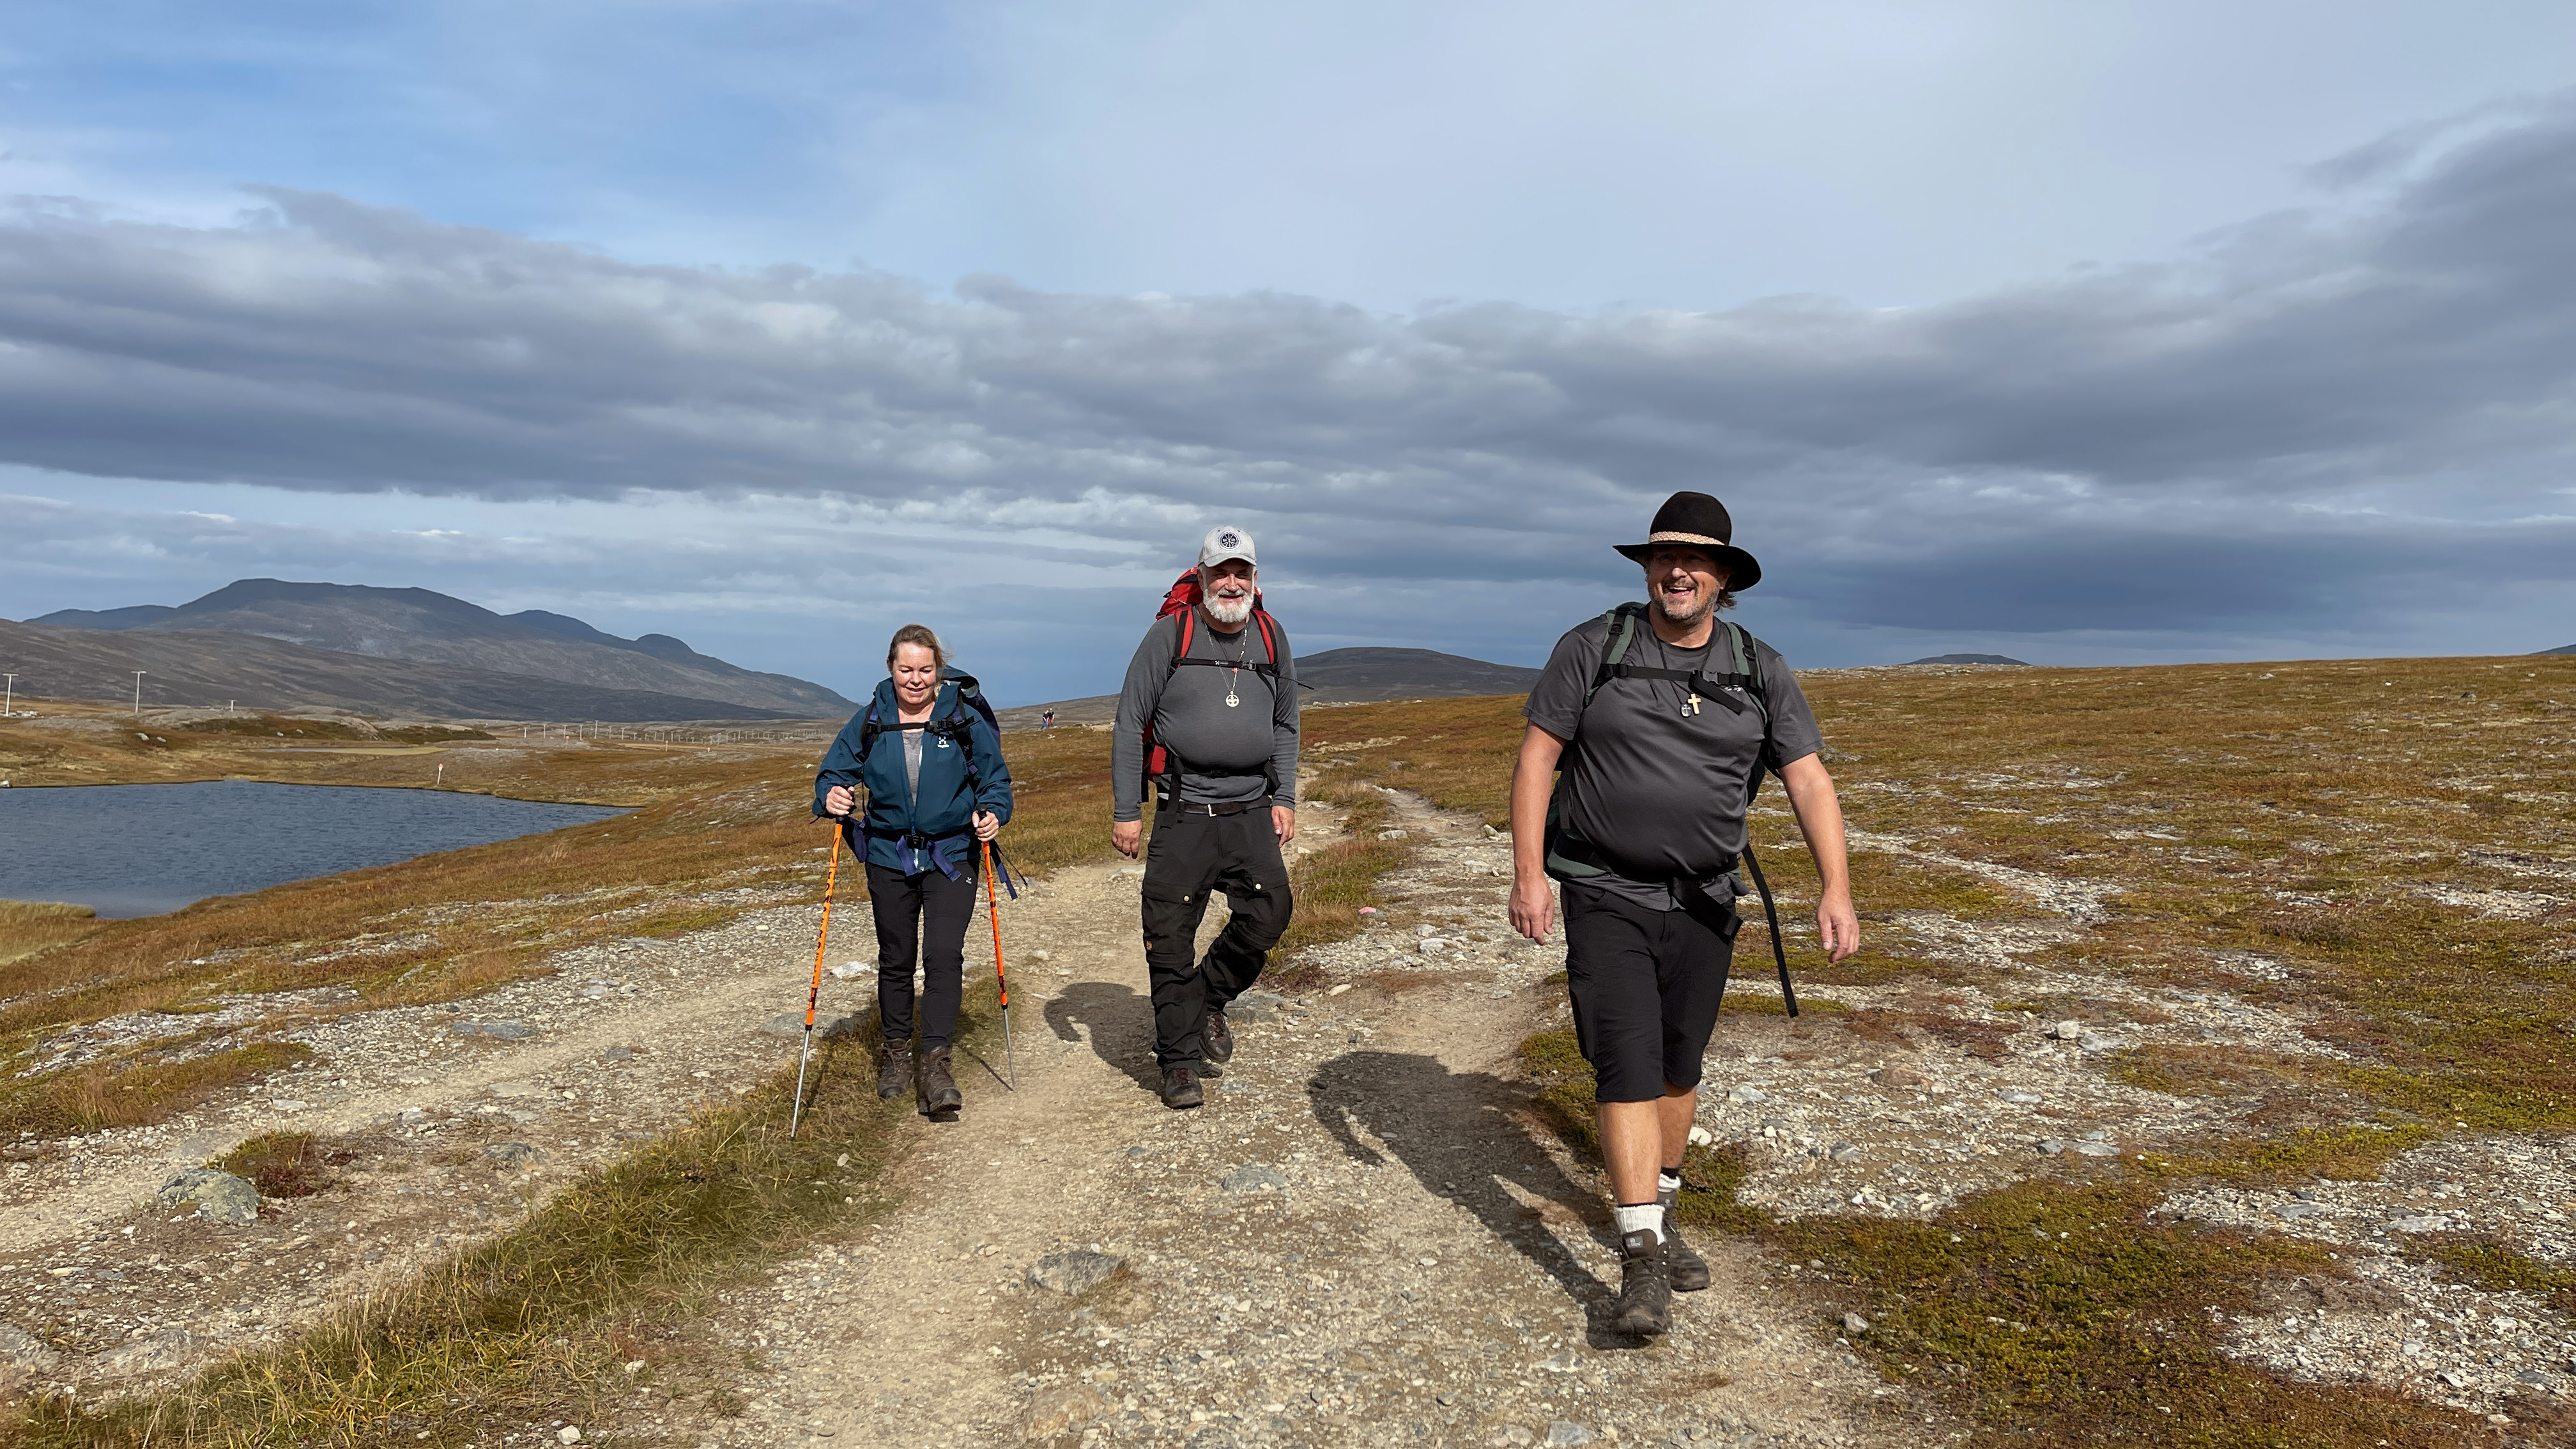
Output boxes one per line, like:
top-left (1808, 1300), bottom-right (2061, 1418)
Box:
top-left (981, 838), bottom-right (1016, 1090)
top-left (790, 817), bottom-right (846, 1137)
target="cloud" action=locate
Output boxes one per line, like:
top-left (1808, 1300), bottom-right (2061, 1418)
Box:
top-left (4, 98), bottom-right (2576, 672)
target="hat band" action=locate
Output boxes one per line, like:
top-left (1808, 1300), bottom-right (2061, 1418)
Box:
top-left (1644, 530), bottom-right (1730, 548)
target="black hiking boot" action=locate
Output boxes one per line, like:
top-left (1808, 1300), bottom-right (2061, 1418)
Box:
top-left (1611, 1228), bottom-right (1673, 1336)
top-left (876, 1039), bottom-right (913, 1101)
top-left (1159, 1064), bottom-right (1204, 1110)
top-left (916, 1046), bottom-right (962, 1116)
top-left (1664, 1206), bottom-right (1711, 1292)
top-left (1202, 1010), bottom-right (1236, 1065)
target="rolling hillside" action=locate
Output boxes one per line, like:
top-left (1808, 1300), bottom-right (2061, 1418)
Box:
top-left (33, 579), bottom-right (852, 716)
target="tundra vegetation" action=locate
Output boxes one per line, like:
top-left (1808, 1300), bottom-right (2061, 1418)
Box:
top-left (0, 651), bottom-right (2568, 1445)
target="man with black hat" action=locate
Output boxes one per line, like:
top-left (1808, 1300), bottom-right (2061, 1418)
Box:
top-left (1111, 525), bottom-right (1301, 1109)
top-left (1508, 491), bottom-right (1859, 1335)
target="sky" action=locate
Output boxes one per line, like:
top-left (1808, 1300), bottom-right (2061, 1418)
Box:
top-left (3, 1), bottom-right (2573, 704)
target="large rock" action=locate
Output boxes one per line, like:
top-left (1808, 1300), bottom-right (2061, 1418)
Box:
top-left (0, 1324), bottom-right (59, 1370)
top-left (1221, 1164), bottom-right (1288, 1193)
top-left (1229, 990), bottom-right (1287, 1023)
top-left (1023, 1383), bottom-right (1109, 1439)
top-left (156, 1168), bottom-right (259, 1224)
top-left (1026, 1250), bottom-right (1124, 1296)
top-left (95, 1327), bottom-right (193, 1376)
top-left (761, 1011), bottom-right (864, 1040)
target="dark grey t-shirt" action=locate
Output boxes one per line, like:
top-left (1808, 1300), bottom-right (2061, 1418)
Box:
top-left (1522, 612), bottom-right (1824, 907)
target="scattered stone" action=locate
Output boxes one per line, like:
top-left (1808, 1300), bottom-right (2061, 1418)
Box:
top-left (1686, 1126), bottom-right (1715, 1147)
top-left (1544, 1422), bottom-right (1595, 1446)
top-left (1025, 1383), bottom-right (1110, 1438)
top-left (558, 1429), bottom-right (583, 1446)
top-left (1492, 1430), bottom-right (1535, 1448)
top-left (2274, 1202), bottom-right (2321, 1220)
top-left (1996, 1089), bottom-right (2043, 1105)
top-left (155, 1168), bottom-right (259, 1224)
top-left (2077, 1033), bottom-right (2129, 1054)
top-left (453, 1020), bottom-right (535, 1039)
top-left (1726, 1085), bottom-right (1769, 1105)
top-left (1842, 1312), bottom-right (1870, 1335)
top-left (2440, 1369), bottom-right (2471, 1388)
top-left (1222, 1164), bottom-right (1289, 1193)
top-left (488, 1080), bottom-right (540, 1099)
top-left (2037, 1138), bottom-right (2069, 1155)
top-left (483, 1142), bottom-right (543, 1168)
top-left (602, 1045), bottom-right (639, 1061)
top-left (2050, 1020), bottom-right (2083, 1041)
top-left (95, 1327), bottom-right (193, 1376)
top-left (1026, 1251), bottom-right (1124, 1296)
top-left (270, 1098), bottom-right (308, 1112)
top-left (828, 962), bottom-right (868, 980)
top-left (1378, 829), bottom-right (1409, 841)
top-left (760, 1011), bottom-right (864, 1040)
top-left (1828, 1144), bottom-right (1862, 1165)
top-left (1873, 1065), bottom-right (1927, 1089)
top-left (1230, 991), bottom-right (1287, 1023)
top-left (1418, 939), bottom-right (1450, 956)
top-left (2071, 1140), bottom-right (2121, 1158)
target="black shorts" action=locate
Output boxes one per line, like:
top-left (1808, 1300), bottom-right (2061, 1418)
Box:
top-left (1561, 882), bottom-right (1736, 1103)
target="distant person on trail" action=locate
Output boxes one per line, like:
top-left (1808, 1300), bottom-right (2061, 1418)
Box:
top-left (814, 624), bottom-right (1013, 1119)
top-left (1042, 709), bottom-right (1056, 729)
top-left (1111, 525), bottom-right (1300, 1110)
top-left (1508, 491), bottom-right (1859, 1337)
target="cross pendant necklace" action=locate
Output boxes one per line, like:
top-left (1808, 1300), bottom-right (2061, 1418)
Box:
top-left (1684, 692), bottom-right (1701, 716)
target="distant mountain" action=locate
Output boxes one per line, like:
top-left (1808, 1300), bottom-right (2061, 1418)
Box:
top-left (990, 645), bottom-right (1540, 729)
top-left (1904, 653), bottom-right (2030, 666)
top-left (30, 579), bottom-right (852, 716)
top-left (2543, 644), bottom-right (2576, 656)
top-left (0, 619), bottom-right (792, 722)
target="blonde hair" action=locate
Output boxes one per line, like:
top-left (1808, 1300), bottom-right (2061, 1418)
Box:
top-left (886, 623), bottom-right (948, 671)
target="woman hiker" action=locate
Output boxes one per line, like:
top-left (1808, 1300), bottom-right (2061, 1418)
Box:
top-left (813, 624), bottom-right (1013, 1117)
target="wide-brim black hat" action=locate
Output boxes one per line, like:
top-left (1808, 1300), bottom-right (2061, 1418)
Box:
top-left (1613, 490), bottom-right (1762, 590)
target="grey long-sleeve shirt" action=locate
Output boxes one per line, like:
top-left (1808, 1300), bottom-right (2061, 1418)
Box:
top-left (1111, 610), bottom-right (1299, 821)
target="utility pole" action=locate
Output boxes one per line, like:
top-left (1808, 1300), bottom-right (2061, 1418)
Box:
top-left (132, 671), bottom-right (146, 717)
top-left (3, 674), bottom-right (14, 717)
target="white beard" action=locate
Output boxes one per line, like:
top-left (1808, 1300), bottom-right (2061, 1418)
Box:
top-left (1206, 593), bottom-right (1254, 625)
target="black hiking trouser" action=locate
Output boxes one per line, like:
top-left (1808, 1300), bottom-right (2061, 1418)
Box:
top-left (1140, 801), bottom-right (1294, 1069)
top-left (1561, 880), bottom-right (1737, 1103)
top-left (866, 859), bottom-right (979, 1051)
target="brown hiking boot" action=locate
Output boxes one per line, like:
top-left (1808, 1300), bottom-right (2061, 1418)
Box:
top-left (1159, 1064), bottom-right (1204, 1110)
top-left (1664, 1206), bottom-right (1711, 1292)
top-left (876, 1039), bottom-right (913, 1101)
top-left (917, 1046), bottom-right (962, 1116)
top-left (1202, 1010), bottom-right (1236, 1064)
top-left (1611, 1228), bottom-right (1673, 1335)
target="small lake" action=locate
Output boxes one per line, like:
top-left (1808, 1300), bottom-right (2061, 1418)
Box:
top-left (0, 781), bottom-right (627, 918)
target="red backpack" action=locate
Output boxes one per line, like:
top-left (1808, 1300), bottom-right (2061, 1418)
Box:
top-left (1139, 569), bottom-right (1280, 804)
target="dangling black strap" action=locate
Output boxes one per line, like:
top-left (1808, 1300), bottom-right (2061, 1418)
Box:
top-left (1738, 840), bottom-right (1798, 1017)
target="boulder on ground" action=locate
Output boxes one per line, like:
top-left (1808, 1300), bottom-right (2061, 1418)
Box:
top-left (155, 1168), bottom-right (259, 1224)
top-left (1026, 1250), bottom-right (1123, 1296)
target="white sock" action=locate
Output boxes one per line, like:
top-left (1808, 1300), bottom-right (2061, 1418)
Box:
top-left (1657, 1169), bottom-right (1682, 1211)
top-left (1614, 1202), bottom-right (1662, 1239)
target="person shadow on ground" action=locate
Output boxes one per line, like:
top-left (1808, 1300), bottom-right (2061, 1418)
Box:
top-left (1043, 981), bottom-right (1165, 1094)
top-left (1307, 1050), bottom-right (1634, 1346)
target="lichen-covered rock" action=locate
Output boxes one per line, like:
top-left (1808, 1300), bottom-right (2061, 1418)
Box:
top-left (155, 1167), bottom-right (260, 1224)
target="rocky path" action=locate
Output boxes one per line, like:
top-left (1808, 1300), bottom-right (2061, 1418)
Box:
top-left (668, 792), bottom-right (1899, 1449)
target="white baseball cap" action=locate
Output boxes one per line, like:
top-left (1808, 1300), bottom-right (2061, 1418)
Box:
top-left (1198, 525), bottom-right (1257, 568)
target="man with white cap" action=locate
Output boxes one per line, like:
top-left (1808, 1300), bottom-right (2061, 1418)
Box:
top-left (1111, 526), bottom-right (1301, 1108)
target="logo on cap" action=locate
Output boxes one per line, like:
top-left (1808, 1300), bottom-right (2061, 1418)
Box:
top-left (1218, 531), bottom-right (1239, 548)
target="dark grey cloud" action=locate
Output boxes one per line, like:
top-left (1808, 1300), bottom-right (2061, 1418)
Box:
top-left (4, 99), bottom-right (2575, 668)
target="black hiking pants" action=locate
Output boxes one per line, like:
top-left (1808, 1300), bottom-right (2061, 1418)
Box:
top-left (1561, 881), bottom-right (1736, 1103)
top-left (866, 859), bottom-right (979, 1051)
top-left (1140, 802), bottom-right (1294, 1069)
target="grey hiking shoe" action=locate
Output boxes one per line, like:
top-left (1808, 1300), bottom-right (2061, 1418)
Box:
top-left (917, 1046), bottom-right (962, 1116)
top-left (1612, 1228), bottom-right (1673, 1335)
top-left (1203, 1010), bottom-right (1236, 1064)
top-left (876, 1039), bottom-right (913, 1101)
top-left (1159, 1064), bottom-right (1204, 1110)
top-left (1664, 1206), bottom-right (1711, 1292)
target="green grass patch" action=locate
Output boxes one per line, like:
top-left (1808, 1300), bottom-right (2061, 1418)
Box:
top-left (1775, 1177), bottom-right (2479, 1447)
top-left (19, 1041), bottom-right (898, 1446)
top-left (0, 1041), bottom-right (315, 1138)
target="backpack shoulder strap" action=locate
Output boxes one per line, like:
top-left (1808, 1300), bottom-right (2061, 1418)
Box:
top-left (1581, 602), bottom-right (1650, 709)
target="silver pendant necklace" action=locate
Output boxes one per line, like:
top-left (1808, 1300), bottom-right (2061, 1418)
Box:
top-left (1218, 626), bottom-right (1245, 707)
